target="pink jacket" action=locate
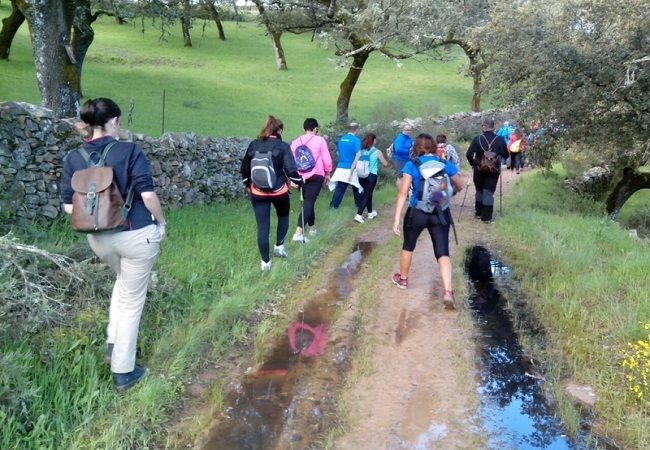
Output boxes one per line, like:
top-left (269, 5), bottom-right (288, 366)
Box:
top-left (290, 134), bottom-right (333, 180)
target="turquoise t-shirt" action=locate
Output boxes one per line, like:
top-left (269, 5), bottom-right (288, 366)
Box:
top-left (402, 155), bottom-right (458, 207)
top-left (360, 146), bottom-right (380, 175)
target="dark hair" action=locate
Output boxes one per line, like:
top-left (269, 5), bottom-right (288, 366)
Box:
top-left (257, 115), bottom-right (284, 140)
top-left (361, 133), bottom-right (376, 150)
top-left (79, 98), bottom-right (121, 128)
top-left (482, 118), bottom-right (495, 130)
top-left (412, 133), bottom-right (436, 156)
top-left (303, 118), bottom-right (319, 132)
top-left (436, 134), bottom-right (447, 144)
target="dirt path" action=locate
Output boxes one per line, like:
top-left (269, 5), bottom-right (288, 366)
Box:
top-left (181, 168), bottom-right (522, 450)
top-left (330, 168), bottom-right (521, 450)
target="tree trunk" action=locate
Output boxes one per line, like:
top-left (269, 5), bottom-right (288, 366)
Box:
top-left (336, 50), bottom-right (371, 124)
top-left (460, 42), bottom-right (483, 112)
top-left (270, 31), bottom-right (287, 70)
top-left (0, 0), bottom-right (25, 60)
top-left (71, 3), bottom-right (95, 99)
top-left (16, 0), bottom-right (80, 118)
top-left (180, 0), bottom-right (192, 47)
top-left (252, 0), bottom-right (287, 70)
top-left (204, 2), bottom-right (225, 41)
top-left (605, 167), bottom-right (650, 220)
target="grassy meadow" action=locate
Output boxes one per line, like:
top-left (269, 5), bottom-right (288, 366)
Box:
top-left (2, 5), bottom-right (650, 450)
top-left (0, 5), bottom-right (474, 139)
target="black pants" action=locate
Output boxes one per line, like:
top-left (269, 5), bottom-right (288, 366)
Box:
top-left (473, 169), bottom-right (500, 221)
top-left (357, 173), bottom-right (378, 215)
top-left (296, 175), bottom-right (324, 228)
top-left (251, 192), bottom-right (290, 262)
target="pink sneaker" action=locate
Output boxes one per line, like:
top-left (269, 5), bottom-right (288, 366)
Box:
top-left (391, 273), bottom-right (408, 289)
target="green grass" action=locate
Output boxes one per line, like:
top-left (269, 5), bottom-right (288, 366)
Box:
top-left (1, 181), bottom-right (398, 449)
top-left (493, 169), bottom-right (650, 447)
top-left (0, 6), bottom-right (474, 139)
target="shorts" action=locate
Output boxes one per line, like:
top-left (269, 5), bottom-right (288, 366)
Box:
top-left (392, 159), bottom-right (407, 178)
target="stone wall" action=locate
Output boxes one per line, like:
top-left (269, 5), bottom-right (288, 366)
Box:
top-left (0, 101), bottom-right (250, 224)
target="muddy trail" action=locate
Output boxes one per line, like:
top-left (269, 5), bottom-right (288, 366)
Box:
top-left (170, 169), bottom-right (585, 450)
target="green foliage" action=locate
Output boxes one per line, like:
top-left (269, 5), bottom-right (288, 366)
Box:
top-left (479, 0), bottom-right (650, 172)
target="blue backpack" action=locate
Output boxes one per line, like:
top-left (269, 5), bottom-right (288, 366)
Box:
top-left (294, 136), bottom-right (316, 172)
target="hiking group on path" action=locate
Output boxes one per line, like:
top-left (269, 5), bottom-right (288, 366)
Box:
top-left (60, 100), bottom-right (521, 393)
top-left (240, 115), bottom-right (523, 311)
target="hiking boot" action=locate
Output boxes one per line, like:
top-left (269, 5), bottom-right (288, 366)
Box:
top-left (443, 290), bottom-right (456, 310)
top-left (113, 366), bottom-right (146, 393)
top-left (354, 214), bottom-right (365, 223)
top-left (391, 273), bottom-right (408, 289)
top-left (367, 210), bottom-right (378, 219)
top-left (308, 229), bottom-right (318, 236)
top-left (104, 343), bottom-right (114, 365)
top-left (474, 201), bottom-right (483, 219)
top-left (261, 260), bottom-right (272, 272)
top-left (292, 233), bottom-right (308, 243)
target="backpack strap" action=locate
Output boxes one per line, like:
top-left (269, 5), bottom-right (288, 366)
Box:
top-left (78, 140), bottom-right (119, 167)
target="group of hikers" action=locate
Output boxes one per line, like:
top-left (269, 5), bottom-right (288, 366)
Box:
top-left (239, 115), bottom-right (522, 310)
top-left (59, 96), bottom-right (518, 392)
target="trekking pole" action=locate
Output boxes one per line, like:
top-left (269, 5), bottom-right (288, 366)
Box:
top-left (300, 186), bottom-right (307, 271)
top-left (457, 175), bottom-right (471, 223)
top-left (499, 172), bottom-right (503, 216)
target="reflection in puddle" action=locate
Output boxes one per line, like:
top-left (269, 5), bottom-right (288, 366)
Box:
top-left (200, 242), bottom-right (374, 450)
top-left (465, 246), bottom-right (577, 449)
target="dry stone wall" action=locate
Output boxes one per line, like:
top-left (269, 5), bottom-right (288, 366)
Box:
top-left (0, 101), bottom-right (250, 224)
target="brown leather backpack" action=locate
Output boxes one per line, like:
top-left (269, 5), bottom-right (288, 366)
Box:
top-left (477, 135), bottom-right (499, 174)
top-left (70, 141), bottom-right (133, 233)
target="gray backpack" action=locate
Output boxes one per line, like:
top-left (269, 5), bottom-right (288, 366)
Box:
top-left (413, 158), bottom-right (453, 215)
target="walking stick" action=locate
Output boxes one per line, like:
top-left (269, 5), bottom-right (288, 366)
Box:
top-left (499, 172), bottom-right (503, 216)
top-left (300, 187), bottom-right (307, 271)
top-left (457, 175), bottom-right (471, 223)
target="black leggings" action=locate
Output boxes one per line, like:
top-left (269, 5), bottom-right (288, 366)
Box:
top-left (401, 207), bottom-right (451, 260)
top-left (357, 173), bottom-right (378, 215)
top-left (296, 175), bottom-right (324, 228)
top-left (252, 193), bottom-right (290, 262)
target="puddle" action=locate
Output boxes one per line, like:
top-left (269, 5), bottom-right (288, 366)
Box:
top-left (465, 245), bottom-right (579, 449)
top-left (199, 242), bottom-right (374, 450)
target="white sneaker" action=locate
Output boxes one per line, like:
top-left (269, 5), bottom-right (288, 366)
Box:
top-left (354, 214), bottom-right (365, 223)
top-left (273, 244), bottom-right (288, 258)
top-left (309, 229), bottom-right (318, 236)
top-left (367, 210), bottom-right (378, 219)
top-left (292, 233), bottom-right (308, 243)
top-left (261, 260), bottom-right (272, 272)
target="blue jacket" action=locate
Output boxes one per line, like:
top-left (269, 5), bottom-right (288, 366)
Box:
top-left (392, 132), bottom-right (413, 162)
